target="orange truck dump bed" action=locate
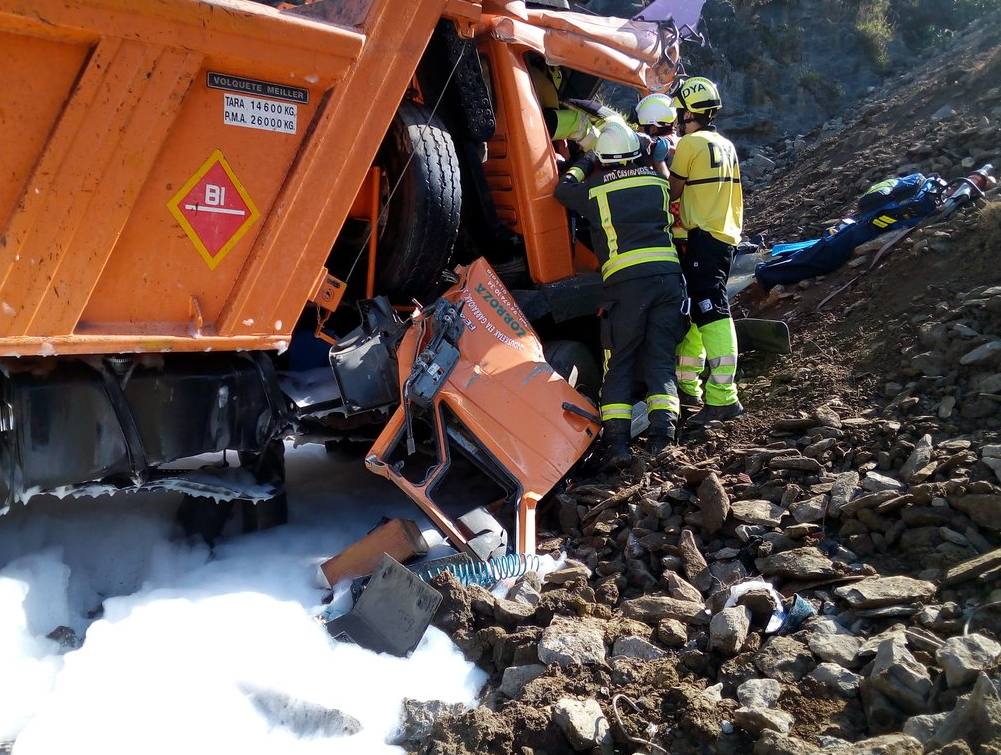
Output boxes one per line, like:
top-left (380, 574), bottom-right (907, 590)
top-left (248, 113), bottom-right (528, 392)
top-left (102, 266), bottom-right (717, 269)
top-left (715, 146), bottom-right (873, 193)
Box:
top-left (0, 0), bottom-right (476, 355)
top-left (0, 0), bottom-right (692, 553)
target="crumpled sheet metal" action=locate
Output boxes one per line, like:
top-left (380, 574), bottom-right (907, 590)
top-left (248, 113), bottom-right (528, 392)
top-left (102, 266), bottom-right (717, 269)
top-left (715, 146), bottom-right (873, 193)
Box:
top-left (488, 12), bottom-right (679, 92)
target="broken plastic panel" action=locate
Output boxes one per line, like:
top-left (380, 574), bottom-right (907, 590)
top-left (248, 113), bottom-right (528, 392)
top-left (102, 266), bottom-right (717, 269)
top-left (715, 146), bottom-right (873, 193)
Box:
top-left (322, 554), bottom-right (442, 657)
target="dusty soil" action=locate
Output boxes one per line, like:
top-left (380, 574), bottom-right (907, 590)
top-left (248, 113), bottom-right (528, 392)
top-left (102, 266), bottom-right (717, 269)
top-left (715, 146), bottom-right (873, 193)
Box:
top-left (418, 21), bottom-right (1001, 755)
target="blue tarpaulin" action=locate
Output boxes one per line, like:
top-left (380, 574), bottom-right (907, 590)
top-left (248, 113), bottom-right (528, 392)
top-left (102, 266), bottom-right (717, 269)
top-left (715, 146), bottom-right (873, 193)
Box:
top-left (755, 174), bottom-right (945, 291)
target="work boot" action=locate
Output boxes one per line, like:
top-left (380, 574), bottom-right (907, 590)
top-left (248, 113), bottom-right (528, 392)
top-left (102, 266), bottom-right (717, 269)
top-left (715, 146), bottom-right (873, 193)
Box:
top-left (596, 428), bottom-right (632, 471)
top-left (646, 423), bottom-right (676, 455)
top-left (686, 400), bottom-right (744, 428)
top-left (679, 391), bottom-right (703, 416)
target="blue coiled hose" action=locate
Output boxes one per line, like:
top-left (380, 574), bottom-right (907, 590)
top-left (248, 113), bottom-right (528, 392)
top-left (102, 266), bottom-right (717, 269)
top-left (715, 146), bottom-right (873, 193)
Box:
top-left (415, 553), bottom-right (541, 589)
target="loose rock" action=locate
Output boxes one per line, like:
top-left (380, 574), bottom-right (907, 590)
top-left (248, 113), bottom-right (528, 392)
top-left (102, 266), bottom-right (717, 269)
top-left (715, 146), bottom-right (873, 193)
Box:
top-left (612, 635), bottom-right (667, 661)
top-left (868, 639), bottom-right (931, 714)
top-left (391, 699), bottom-right (465, 747)
top-left (499, 665), bottom-right (546, 699)
top-left (620, 595), bottom-right (708, 625)
top-left (842, 733), bottom-right (923, 754)
top-left (538, 618), bottom-right (607, 667)
top-left (901, 435), bottom-right (934, 481)
top-left (737, 678), bottom-right (782, 709)
top-left (697, 473), bottom-right (731, 535)
top-left (732, 499), bottom-right (787, 526)
top-left (553, 698), bottom-right (613, 752)
top-left (807, 662), bottom-right (862, 696)
top-left (935, 633), bottom-right (1001, 688)
top-left (710, 606), bottom-right (751, 656)
top-left (679, 529), bottom-right (713, 592)
top-left (755, 636), bottom-right (816, 682)
top-left (950, 494), bottom-right (1001, 530)
top-left (809, 632), bottom-right (861, 668)
top-left (831, 472), bottom-right (862, 514)
top-left (756, 547), bottom-right (837, 579)
top-left (862, 472), bottom-right (905, 493)
top-left (734, 706), bottom-right (795, 736)
top-left (834, 576), bottom-right (936, 608)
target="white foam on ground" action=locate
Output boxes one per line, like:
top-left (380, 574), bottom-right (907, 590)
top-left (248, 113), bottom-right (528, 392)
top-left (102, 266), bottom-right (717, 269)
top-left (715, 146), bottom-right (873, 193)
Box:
top-left (0, 444), bottom-right (487, 753)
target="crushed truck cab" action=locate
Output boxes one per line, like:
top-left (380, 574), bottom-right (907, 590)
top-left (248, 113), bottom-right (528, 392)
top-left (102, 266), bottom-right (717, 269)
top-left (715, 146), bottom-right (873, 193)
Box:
top-left (361, 259), bottom-right (599, 555)
top-left (0, 0), bottom-right (691, 550)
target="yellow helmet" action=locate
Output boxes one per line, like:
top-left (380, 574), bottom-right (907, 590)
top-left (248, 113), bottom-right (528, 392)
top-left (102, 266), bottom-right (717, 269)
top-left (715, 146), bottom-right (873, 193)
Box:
top-left (635, 93), bottom-right (677, 127)
top-left (672, 76), bottom-right (721, 114)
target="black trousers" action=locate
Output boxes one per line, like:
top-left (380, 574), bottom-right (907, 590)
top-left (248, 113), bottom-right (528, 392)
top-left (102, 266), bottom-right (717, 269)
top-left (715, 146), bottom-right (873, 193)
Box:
top-left (680, 228), bottom-right (735, 327)
top-left (599, 273), bottom-right (688, 432)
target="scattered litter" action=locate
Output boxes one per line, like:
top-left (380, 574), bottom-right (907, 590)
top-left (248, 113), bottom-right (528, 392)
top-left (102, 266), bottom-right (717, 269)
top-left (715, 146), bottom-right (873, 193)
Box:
top-left (412, 552), bottom-right (543, 590)
top-left (724, 580), bottom-right (786, 634)
top-left (612, 693), bottom-right (668, 755)
top-left (781, 594), bottom-right (817, 634)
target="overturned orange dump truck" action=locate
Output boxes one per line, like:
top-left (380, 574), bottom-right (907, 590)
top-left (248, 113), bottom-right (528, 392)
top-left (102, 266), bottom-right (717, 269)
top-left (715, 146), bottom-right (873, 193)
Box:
top-left (0, 0), bottom-right (694, 553)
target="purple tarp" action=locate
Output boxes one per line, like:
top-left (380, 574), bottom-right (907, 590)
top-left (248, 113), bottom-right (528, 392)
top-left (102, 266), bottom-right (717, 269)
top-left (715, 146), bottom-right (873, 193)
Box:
top-left (632, 0), bottom-right (705, 29)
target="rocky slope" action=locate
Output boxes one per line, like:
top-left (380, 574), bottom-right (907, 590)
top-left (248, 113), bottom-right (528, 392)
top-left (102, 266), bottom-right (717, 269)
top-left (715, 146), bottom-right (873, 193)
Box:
top-left (598, 0), bottom-right (1000, 153)
top-left (394, 18), bottom-right (1001, 755)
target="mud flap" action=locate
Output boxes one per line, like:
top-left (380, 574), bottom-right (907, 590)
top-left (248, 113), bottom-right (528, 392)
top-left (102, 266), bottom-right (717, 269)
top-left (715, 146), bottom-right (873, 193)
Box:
top-left (322, 554), bottom-right (442, 657)
top-left (735, 318), bottom-right (791, 354)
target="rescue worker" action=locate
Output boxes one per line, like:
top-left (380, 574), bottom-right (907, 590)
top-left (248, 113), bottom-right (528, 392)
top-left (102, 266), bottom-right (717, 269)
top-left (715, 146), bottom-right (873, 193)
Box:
top-left (668, 77), bottom-right (744, 426)
top-left (554, 121), bottom-right (688, 466)
top-left (634, 92), bottom-right (685, 249)
top-left (634, 92), bottom-right (679, 179)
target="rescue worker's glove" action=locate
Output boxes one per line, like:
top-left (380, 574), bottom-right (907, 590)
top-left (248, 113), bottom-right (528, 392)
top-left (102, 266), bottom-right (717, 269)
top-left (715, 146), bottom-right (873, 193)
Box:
top-left (563, 98), bottom-right (616, 119)
top-left (577, 124), bottom-right (600, 152)
top-left (561, 100), bottom-right (627, 153)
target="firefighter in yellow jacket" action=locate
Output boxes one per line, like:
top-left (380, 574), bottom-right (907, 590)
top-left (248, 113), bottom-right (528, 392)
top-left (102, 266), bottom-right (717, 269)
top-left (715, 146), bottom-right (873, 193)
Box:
top-left (668, 77), bottom-right (744, 426)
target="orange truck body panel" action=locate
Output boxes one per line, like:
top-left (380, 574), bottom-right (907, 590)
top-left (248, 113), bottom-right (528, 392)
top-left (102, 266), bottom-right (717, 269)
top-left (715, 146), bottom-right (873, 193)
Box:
top-left (365, 258), bottom-right (600, 555)
top-left (0, 0), bottom-right (677, 358)
top-left (0, 0), bottom-right (461, 356)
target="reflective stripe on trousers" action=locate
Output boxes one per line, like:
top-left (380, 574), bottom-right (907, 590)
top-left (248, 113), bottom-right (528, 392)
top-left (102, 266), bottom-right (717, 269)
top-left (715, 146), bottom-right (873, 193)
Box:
top-left (600, 403), bottom-right (632, 421)
top-left (675, 319), bottom-right (739, 406)
top-left (708, 354), bottom-right (737, 383)
top-left (676, 353), bottom-right (704, 384)
top-left (676, 323), bottom-right (705, 400)
top-left (646, 393), bottom-right (680, 414)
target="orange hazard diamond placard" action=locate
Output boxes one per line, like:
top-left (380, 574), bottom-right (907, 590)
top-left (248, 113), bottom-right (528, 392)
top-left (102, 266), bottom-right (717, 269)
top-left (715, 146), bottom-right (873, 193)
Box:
top-left (167, 149), bottom-right (260, 270)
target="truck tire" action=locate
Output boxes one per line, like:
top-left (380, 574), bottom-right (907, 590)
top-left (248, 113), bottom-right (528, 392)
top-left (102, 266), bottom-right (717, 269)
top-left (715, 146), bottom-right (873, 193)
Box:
top-left (176, 493), bottom-right (287, 546)
top-left (376, 100), bottom-right (462, 299)
top-left (543, 340), bottom-right (601, 404)
top-left (176, 440), bottom-right (288, 545)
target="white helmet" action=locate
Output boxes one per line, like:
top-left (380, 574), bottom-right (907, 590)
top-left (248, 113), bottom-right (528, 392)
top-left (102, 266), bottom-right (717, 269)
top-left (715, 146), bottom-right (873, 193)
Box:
top-left (595, 120), bottom-right (641, 165)
top-left (636, 93), bottom-right (677, 127)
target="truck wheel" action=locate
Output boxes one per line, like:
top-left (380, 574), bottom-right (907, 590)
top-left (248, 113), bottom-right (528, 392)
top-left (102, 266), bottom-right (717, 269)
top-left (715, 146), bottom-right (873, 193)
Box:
top-left (543, 340), bottom-right (601, 404)
top-left (176, 493), bottom-right (287, 546)
top-left (176, 441), bottom-right (289, 545)
top-left (176, 496), bottom-right (235, 546)
top-left (239, 493), bottom-right (288, 533)
top-left (237, 440), bottom-right (289, 534)
top-left (376, 100), bottom-right (462, 299)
